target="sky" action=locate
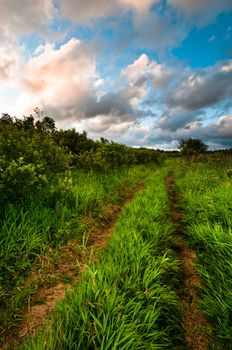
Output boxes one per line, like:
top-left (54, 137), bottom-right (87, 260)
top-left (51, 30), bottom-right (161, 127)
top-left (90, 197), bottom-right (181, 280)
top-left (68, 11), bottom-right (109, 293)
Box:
top-left (0, 0), bottom-right (232, 149)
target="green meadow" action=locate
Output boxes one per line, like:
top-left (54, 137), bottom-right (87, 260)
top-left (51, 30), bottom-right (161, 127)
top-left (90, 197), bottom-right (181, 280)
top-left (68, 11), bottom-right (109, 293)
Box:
top-left (1, 114), bottom-right (232, 349)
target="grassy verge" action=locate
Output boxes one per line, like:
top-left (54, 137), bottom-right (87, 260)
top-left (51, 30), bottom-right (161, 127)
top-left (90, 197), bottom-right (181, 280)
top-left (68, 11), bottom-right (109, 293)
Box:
top-left (0, 165), bottom-right (151, 344)
top-left (22, 167), bottom-right (182, 349)
top-left (175, 159), bottom-right (232, 348)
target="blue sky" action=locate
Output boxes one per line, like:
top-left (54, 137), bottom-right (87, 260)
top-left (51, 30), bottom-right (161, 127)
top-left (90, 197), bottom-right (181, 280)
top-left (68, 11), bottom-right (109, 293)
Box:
top-left (0, 0), bottom-right (232, 149)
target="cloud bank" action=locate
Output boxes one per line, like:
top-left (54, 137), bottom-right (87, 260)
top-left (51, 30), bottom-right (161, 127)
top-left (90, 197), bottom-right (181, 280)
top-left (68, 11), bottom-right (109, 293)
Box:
top-left (0, 0), bottom-right (232, 150)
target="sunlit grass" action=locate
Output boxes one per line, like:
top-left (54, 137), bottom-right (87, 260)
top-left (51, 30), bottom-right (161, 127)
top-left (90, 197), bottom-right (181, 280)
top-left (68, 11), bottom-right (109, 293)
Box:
top-left (0, 165), bottom-right (151, 343)
top-left (175, 159), bottom-right (232, 346)
top-left (22, 168), bottom-right (182, 349)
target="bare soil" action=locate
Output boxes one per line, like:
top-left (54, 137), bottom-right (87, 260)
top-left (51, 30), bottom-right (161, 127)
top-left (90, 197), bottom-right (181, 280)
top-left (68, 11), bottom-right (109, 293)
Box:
top-left (166, 175), bottom-right (213, 350)
top-left (2, 179), bottom-right (145, 349)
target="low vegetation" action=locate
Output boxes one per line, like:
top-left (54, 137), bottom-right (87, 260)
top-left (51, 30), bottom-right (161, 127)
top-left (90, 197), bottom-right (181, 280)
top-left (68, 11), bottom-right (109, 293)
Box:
top-left (1, 165), bottom-right (154, 344)
top-left (175, 157), bottom-right (232, 347)
top-left (0, 111), bottom-right (161, 208)
top-left (1, 110), bottom-right (232, 349)
top-left (22, 168), bottom-right (182, 350)
top-left (0, 111), bottom-right (160, 344)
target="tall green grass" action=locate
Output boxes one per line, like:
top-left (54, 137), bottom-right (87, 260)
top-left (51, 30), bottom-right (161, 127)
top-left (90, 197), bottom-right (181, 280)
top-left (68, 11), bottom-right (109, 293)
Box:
top-left (1, 167), bottom-right (148, 288)
top-left (22, 168), bottom-right (182, 349)
top-left (175, 159), bottom-right (232, 347)
top-left (0, 165), bottom-right (151, 343)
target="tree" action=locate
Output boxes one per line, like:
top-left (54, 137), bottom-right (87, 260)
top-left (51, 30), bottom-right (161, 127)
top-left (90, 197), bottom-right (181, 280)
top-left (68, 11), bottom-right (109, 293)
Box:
top-left (179, 138), bottom-right (208, 156)
top-left (35, 116), bottom-right (56, 133)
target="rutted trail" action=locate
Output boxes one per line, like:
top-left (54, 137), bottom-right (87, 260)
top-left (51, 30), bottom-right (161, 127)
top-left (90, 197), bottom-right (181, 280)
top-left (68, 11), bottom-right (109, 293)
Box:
top-left (17, 167), bottom-right (182, 350)
top-left (167, 175), bottom-right (213, 350)
top-left (3, 180), bottom-right (146, 349)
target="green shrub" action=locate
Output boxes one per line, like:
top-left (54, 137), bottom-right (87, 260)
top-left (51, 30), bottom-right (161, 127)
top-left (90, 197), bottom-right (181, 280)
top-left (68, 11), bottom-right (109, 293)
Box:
top-left (0, 157), bottom-right (47, 204)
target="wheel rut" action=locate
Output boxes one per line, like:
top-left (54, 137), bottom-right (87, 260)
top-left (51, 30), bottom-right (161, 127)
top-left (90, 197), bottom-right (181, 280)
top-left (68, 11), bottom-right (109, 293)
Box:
top-left (2, 180), bottom-right (146, 349)
top-left (166, 174), bottom-right (213, 350)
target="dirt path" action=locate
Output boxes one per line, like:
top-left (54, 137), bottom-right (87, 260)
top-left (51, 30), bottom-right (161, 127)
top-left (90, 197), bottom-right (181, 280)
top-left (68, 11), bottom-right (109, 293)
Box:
top-left (166, 175), bottom-right (213, 350)
top-left (2, 180), bottom-right (145, 349)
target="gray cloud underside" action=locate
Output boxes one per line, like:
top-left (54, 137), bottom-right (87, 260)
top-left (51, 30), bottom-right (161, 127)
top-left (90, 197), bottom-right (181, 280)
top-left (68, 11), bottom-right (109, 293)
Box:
top-left (80, 92), bottom-right (135, 119)
top-left (145, 115), bottom-right (232, 149)
top-left (166, 61), bottom-right (232, 111)
top-left (154, 60), bottom-right (232, 134)
top-left (157, 110), bottom-right (204, 131)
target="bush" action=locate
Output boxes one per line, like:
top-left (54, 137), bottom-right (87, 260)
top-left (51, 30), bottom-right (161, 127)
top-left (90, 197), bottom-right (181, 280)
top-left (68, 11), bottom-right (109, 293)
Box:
top-left (0, 157), bottom-right (47, 204)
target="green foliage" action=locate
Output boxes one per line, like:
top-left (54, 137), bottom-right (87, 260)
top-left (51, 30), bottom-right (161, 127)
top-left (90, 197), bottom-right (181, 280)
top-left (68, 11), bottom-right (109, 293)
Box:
top-left (76, 143), bottom-right (134, 171)
top-left (22, 169), bottom-right (182, 350)
top-left (0, 110), bottom-right (161, 344)
top-left (0, 112), bottom-right (160, 206)
top-left (179, 138), bottom-right (208, 156)
top-left (0, 157), bottom-right (47, 203)
top-left (0, 114), bottom-right (69, 206)
top-left (54, 129), bottom-right (97, 156)
top-left (0, 165), bottom-right (151, 341)
top-left (175, 160), bottom-right (232, 347)
top-left (0, 166), bottom-right (148, 289)
top-left (76, 144), bottom-right (161, 171)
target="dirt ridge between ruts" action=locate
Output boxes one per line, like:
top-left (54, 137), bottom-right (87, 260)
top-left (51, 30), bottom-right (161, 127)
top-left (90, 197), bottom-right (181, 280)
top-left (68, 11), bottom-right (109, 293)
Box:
top-left (2, 179), bottom-right (146, 349)
top-left (166, 174), bottom-right (213, 350)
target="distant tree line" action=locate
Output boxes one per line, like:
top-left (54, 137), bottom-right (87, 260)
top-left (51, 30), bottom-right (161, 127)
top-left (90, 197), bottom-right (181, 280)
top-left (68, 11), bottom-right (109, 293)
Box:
top-left (179, 138), bottom-right (208, 156)
top-left (0, 111), bottom-right (161, 206)
top-left (179, 138), bottom-right (232, 157)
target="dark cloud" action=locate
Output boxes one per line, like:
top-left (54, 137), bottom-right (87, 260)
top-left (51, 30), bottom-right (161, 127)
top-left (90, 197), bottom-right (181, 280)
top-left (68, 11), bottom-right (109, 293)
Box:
top-left (166, 61), bottom-right (232, 111)
top-left (158, 109), bottom-right (203, 131)
top-left (79, 92), bottom-right (135, 120)
top-left (78, 91), bottom-right (156, 125)
top-left (140, 112), bottom-right (232, 150)
top-left (201, 115), bottom-right (232, 139)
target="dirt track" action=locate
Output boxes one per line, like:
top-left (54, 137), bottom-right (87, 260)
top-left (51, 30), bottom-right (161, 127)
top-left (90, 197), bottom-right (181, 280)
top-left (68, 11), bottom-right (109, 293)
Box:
top-left (2, 180), bottom-right (146, 349)
top-left (167, 174), bottom-right (213, 350)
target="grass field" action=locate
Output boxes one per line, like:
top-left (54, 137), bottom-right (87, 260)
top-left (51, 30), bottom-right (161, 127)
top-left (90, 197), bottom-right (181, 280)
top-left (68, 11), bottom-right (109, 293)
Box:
top-left (22, 167), bottom-right (182, 350)
top-left (0, 165), bottom-right (152, 344)
top-left (2, 155), bottom-right (232, 349)
top-left (175, 158), bottom-right (232, 347)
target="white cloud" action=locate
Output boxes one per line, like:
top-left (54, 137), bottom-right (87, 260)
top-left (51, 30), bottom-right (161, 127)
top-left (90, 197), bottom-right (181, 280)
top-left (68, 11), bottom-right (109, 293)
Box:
top-left (124, 53), bottom-right (173, 87)
top-left (122, 53), bottom-right (173, 106)
top-left (0, 0), bottom-right (54, 40)
top-left (73, 116), bottom-right (136, 136)
top-left (123, 54), bottom-right (150, 81)
top-left (118, 0), bottom-right (155, 13)
top-left (0, 43), bottom-right (22, 83)
top-left (220, 61), bottom-right (232, 73)
top-left (15, 40), bottom-right (151, 129)
top-left (59, 0), bottom-right (156, 24)
top-left (168, 0), bottom-right (232, 24)
top-left (58, 0), bottom-right (114, 24)
top-left (21, 38), bottom-right (98, 117)
top-left (150, 61), bottom-right (173, 89)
